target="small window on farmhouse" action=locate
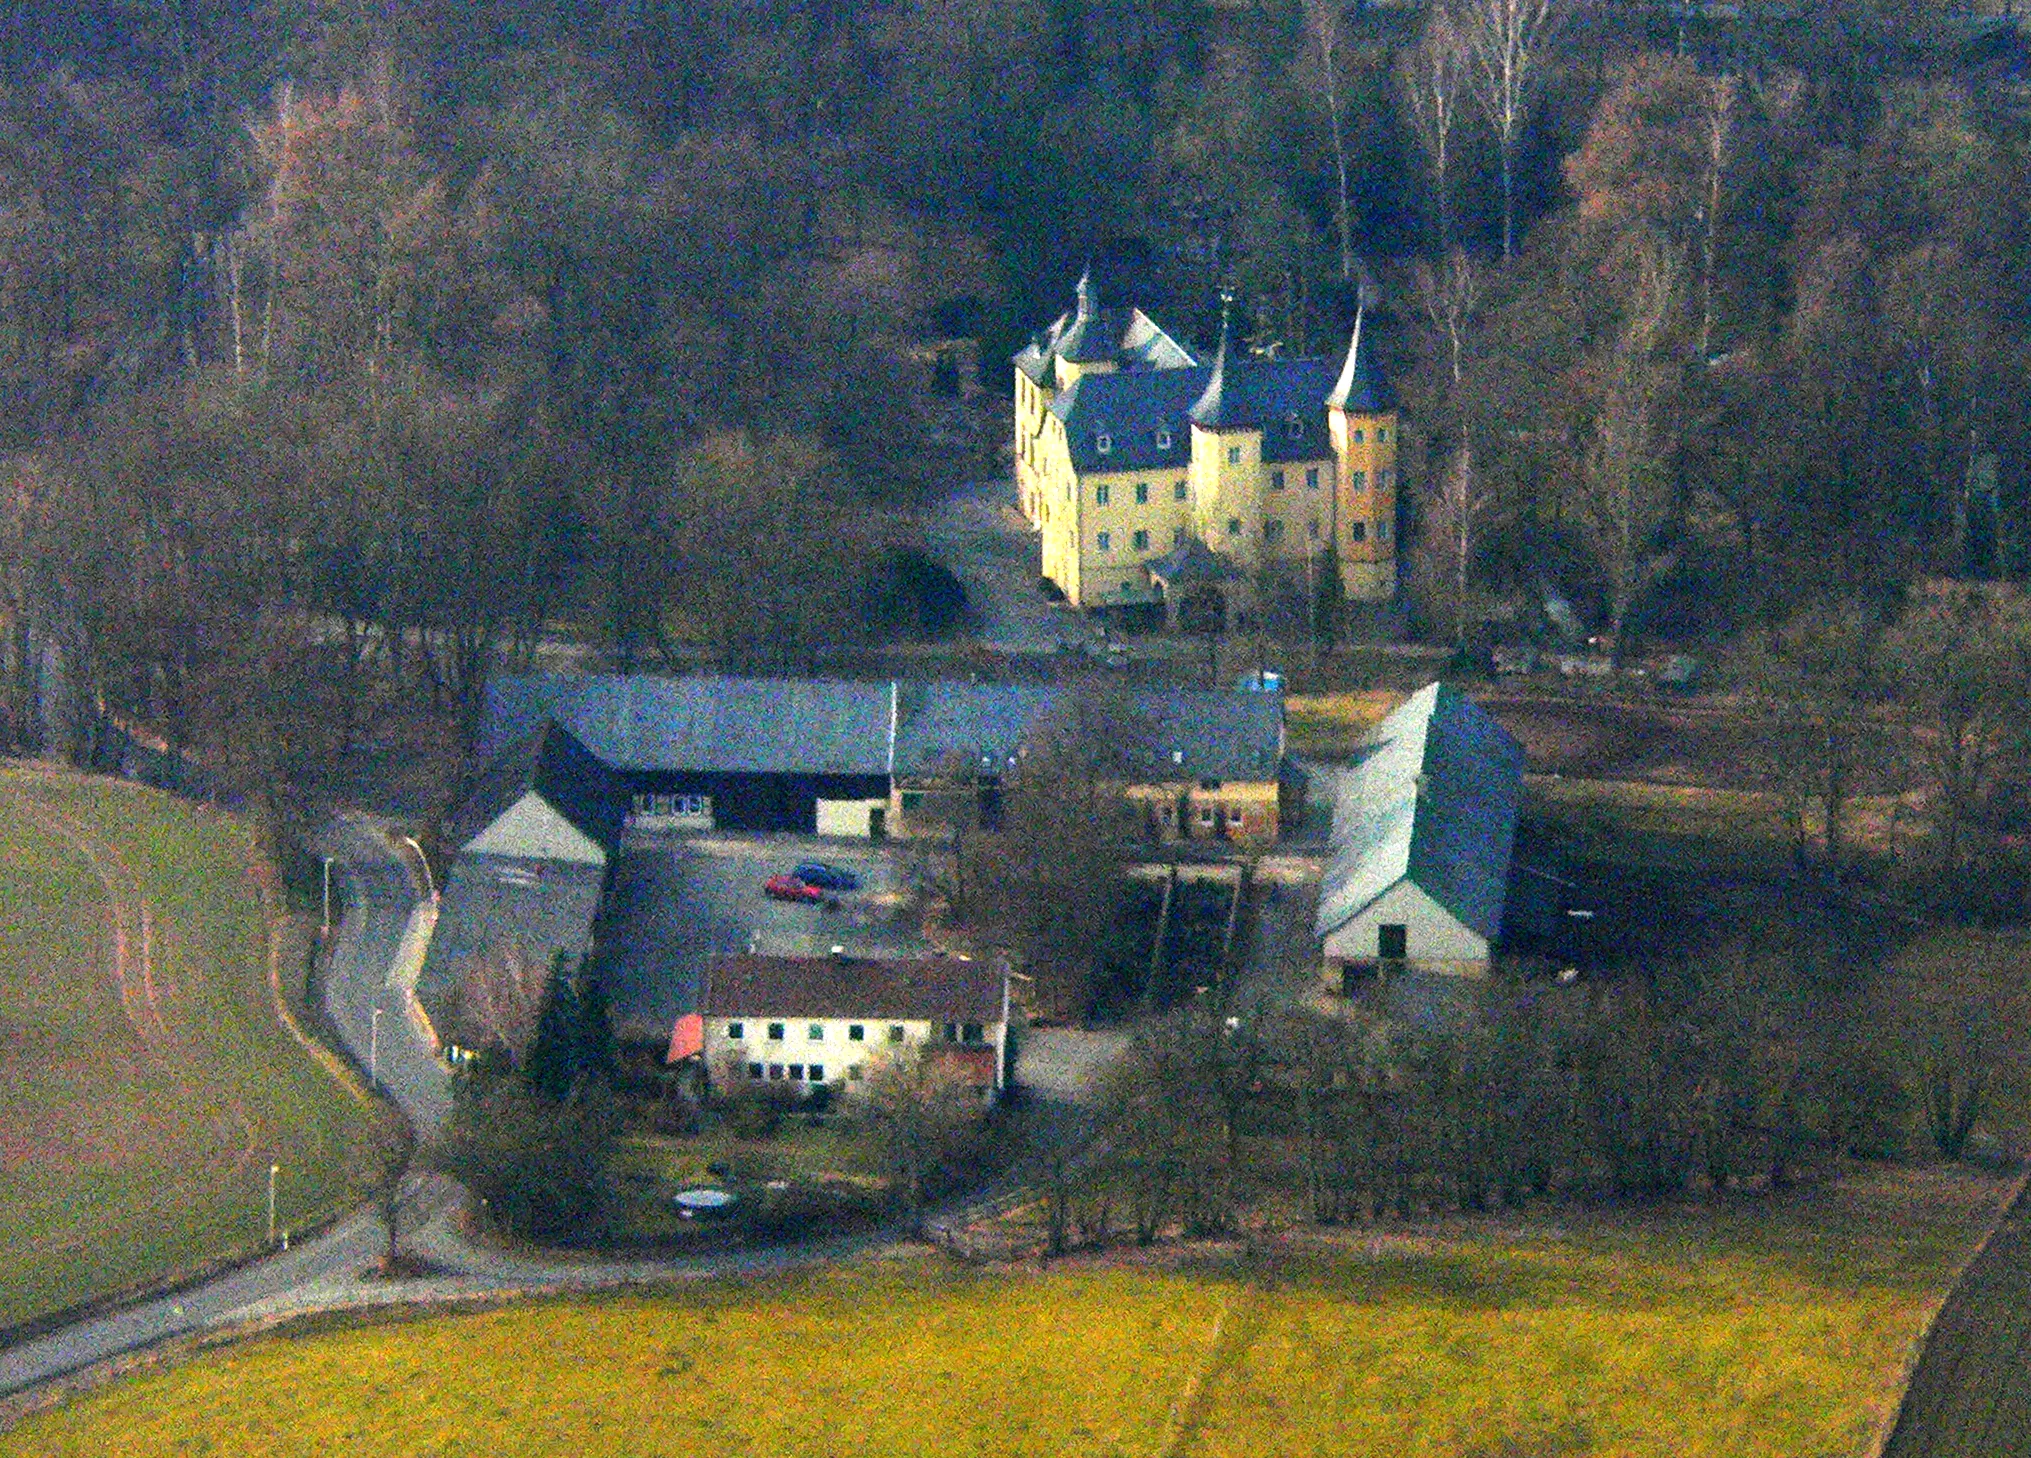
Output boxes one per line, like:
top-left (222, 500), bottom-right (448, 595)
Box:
top-left (1156, 428), bottom-right (1174, 450)
top-left (1353, 428), bottom-right (1365, 444)
top-left (1095, 482), bottom-right (1110, 504)
top-left (1226, 811), bottom-right (1244, 828)
top-left (888, 1024), bottom-right (906, 1043)
top-left (1097, 530), bottom-right (1112, 552)
top-left (1135, 481), bottom-right (1149, 503)
top-left (1227, 446), bottom-right (1242, 465)
top-left (1377, 427), bottom-right (1389, 443)
top-left (1306, 467), bottom-right (1320, 490)
top-left (1173, 481), bottom-right (1188, 501)
top-left (808, 1064), bottom-right (824, 1082)
top-left (1197, 808), bottom-right (1216, 826)
top-left (962, 1022), bottom-right (985, 1044)
top-left (747, 1062), bottom-right (764, 1079)
top-left (1133, 529), bottom-right (1150, 551)
top-left (768, 1063), bottom-right (784, 1080)
top-left (849, 1023), bottom-right (866, 1041)
top-left (726, 1022), bottom-right (745, 1040)
top-left (808, 1023), bottom-right (824, 1041)
top-left (789, 1064), bottom-right (804, 1081)
top-left (1350, 470), bottom-right (1367, 491)
top-left (767, 1022), bottom-right (785, 1042)
top-left (1270, 470), bottom-right (1285, 491)
top-left (1096, 433), bottom-right (1113, 455)
top-left (1379, 924), bottom-right (1408, 960)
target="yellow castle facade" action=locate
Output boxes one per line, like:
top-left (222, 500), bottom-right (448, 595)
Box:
top-left (1014, 271), bottom-right (1399, 618)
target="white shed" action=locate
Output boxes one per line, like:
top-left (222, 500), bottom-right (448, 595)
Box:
top-left (1314, 683), bottom-right (1524, 979)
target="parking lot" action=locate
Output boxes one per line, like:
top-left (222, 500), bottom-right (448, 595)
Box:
top-left (597, 833), bottom-right (930, 1042)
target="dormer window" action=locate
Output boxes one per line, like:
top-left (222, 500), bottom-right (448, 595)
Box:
top-left (1155, 428), bottom-right (1173, 450)
top-left (1285, 415), bottom-right (1304, 440)
top-left (1096, 432), bottom-right (1113, 455)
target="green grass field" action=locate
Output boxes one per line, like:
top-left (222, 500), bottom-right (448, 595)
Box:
top-left (0, 769), bottom-right (373, 1332)
top-left (3, 1166), bottom-right (2003, 1457)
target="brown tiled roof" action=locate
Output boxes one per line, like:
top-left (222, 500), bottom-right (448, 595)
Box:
top-left (703, 955), bottom-right (1005, 1024)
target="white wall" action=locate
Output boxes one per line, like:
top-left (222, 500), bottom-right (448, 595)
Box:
top-left (463, 792), bottom-right (605, 865)
top-left (1321, 878), bottom-right (1490, 976)
top-left (815, 798), bottom-right (886, 838)
top-left (704, 1012), bottom-right (1002, 1093)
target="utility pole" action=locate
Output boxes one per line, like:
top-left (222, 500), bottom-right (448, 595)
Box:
top-left (267, 1162), bottom-right (279, 1245)
top-left (370, 1006), bottom-right (382, 1090)
top-left (321, 856), bottom-right (332, 937)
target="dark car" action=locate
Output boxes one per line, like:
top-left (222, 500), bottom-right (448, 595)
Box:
top-left (793, 862), bottom-right (860, 892)
top-left (764, 874), bottom-right (825, 903)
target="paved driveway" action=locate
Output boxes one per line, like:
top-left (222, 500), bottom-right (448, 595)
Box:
top-left (924, 479), bottom-right (1094, 653)
top-left (598, 834), bottom-right (929, 1041)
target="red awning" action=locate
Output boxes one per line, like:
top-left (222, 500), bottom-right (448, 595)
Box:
top-left (665, 1012), bottom-right (704, 1064)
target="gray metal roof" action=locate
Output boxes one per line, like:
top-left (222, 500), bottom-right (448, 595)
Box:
top-left (704, 954), bottom-right (1005, 1023)
top-left (1013, 270), bottom-right (1197, 388)
top-left (1325, 309), bottom-right (1396, 414)
top-left (893, 682), bottom-right (1283, 783)
top-left (445, 720), bottom-right (628, 854)
top-left (1314, 683), bottom-right (1524, 942)
top-left (482, 676), bottom-right (897, 777)
top-left (1051, 368), bottom-right (1208, 472)
top-left (416, 853), bottom-right (607, 1016)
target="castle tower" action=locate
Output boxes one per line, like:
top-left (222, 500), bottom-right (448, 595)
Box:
top-left (1187, 293), bottom-right (1266, 572)
top-left (1325, 305), bottom-right (1399, 601)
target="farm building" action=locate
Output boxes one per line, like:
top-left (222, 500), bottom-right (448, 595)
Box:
top-left (479, 674), bottom-right (1288, 846)
top-left (674, 953), bottom-right (1012, 1098)
top-left (1314, 682), bottom-right (1525, 982)
top-left (416, 720), bottom-right (630, 1028)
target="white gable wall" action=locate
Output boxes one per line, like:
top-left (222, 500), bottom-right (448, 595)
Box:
top-left (462, 792), bottom-right (606, 865)
top-left (1321, 877), bottom-right (1489, 977)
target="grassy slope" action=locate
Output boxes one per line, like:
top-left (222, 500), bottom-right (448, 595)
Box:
top-left (4, 1167), bottom-right (2003, 1458)
top-left (0, 771), bottom-right (370, 1331)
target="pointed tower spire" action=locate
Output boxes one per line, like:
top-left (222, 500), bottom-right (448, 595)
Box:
top-left (1327, 300), bottom-right (1392, 412)
top-left (1189, 287), bottom-right (1238, 428)
top-left (1075, 263), bottom-right (1098, 321)
top-left (1056, 260), bottom-right (1113, 364)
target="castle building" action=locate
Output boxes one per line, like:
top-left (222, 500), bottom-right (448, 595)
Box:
top-left (1014, 270), bottom-right (1399, 619)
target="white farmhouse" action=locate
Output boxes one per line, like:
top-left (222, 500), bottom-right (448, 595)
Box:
top-left (680, 953), bottom-right (1012, 1099)
top-left (1314, 682), bottom-right (1525, 982)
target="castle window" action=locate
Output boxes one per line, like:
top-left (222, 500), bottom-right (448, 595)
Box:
top-left (1353, 428), bottom-right (1365, 444)
top-left (1308, 519), bottom-right (1321, 540)
top-left (1350, 522), bottom-right (1367, 543)
top-left (1377, 427), bottom-right (1388, 443)
top-left (1156, 428), bottom-right (1173, 450)
top-left (1306, 467), bottom-right (1319, 490)
top-left (1349, 470), bottom-right (1367, 491)
top-left (1097, 531), bottom-right (1111, 552)
top-left (1095, 483), bottom-right (1110, 504)
top-left (1097, 433), bottom-right (1113, 454)
top-left (1227, 518), bottom-right (1242, 537)
top-left (1174, 481), bottom-right (1188, 501)
top-left (1379, 520), bottom-right (1392, 544)
top-left (1132, 528), bottom-right (1150, 551)
top-left (1135, 482), bottom-right (1149, 503)
top-left (748, 1062), bottom-right (764, 1079)
top-left (1380, 469), bottom-right (1395, 490)
top-left (1263, 519), bottom-right (1285, 544)
top-left (1286, 415), bottom-right (1304, 439)
top-left (1227, 446), bottom-right (1241, 465)
top-left (1270, 470), bottom-right (1285, 491)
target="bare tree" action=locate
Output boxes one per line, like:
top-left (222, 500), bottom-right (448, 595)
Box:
top-left (1457, 0), bottom-right (1562, 259)
top-left (1398, 4), bottom-right (1472, 253)
top-left (451, 943), bottom-right (554, 1068)
top-left (1413, 248), bottom-right (1482, 393)
top-left (1697, 72), bottom-right (1738, 360)
top-left (860, 1047), bottom-right (987, 1230)
top-left (1575, 236), bottom-right (1681, 662)
top-left (1418, 441), bottom-right (1504, 649)
top-left (1303, 0), bottom-right (1357, 281)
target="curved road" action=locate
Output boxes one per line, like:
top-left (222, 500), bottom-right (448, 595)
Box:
top-left (2, 814), bottom-right (1099, 1405)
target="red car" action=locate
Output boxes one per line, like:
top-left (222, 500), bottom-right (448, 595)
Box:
top-left (764, 874), bottom-right (825, 903)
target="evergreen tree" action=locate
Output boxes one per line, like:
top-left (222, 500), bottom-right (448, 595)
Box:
top-left (522, 952), bottom-right (584, 1103)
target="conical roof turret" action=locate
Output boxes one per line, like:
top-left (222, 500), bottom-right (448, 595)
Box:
top-left (1326, 302), bottom-right (1395, 412)
top-left (1188, 289), bottom-right (1241, 428)
top-left (1055, 262), bottom-right (1116, 365)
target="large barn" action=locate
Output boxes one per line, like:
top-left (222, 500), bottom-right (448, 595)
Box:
top-left (1314, 683), bottom-right (1525, 982)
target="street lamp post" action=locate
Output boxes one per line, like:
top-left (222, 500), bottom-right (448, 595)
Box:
top-left (399, 834), bottom-right (438, 904)
top-left (320, 855), bottom-right (333, 937)
top-left (267, 1162), bottom-right (279, 1245)
top-left (370, 1006), bottom-right (382, 1090)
